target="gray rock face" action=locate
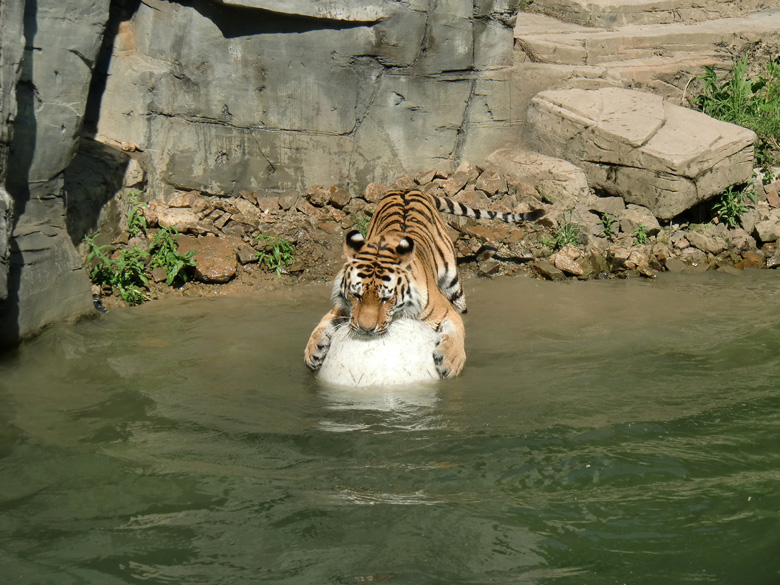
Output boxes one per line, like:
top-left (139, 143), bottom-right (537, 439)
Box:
top-left (0, 0), bottom-right (109, 346)
top-left (526, 88), bottom-right (756, 219)
top-left (94, 0), bottom-right (519, 198)
top-left (0, 0), bottom-right (25, 303)
top-left (514, 7), bottom-right (780, 99)
top-left (530, 0), bottom-right (774, 27)
top-left (0, 188), bottom-right (11, 301)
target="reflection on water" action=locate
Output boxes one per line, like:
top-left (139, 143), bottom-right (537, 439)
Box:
top-left (1, 273), bottom-right (780, 584)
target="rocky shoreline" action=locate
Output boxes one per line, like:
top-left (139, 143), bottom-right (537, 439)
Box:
top-left (90, 154), bottom-right (780, 310)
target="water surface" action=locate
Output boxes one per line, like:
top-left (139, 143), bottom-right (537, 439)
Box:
top-left (1, 272), bottom-right (779, 584)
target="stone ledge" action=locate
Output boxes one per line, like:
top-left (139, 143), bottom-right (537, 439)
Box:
top-left (526, 87), bottom-right (756, 219)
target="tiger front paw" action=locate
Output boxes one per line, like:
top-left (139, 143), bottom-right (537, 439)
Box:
top-left (433, 334), bottom-right (466, 379)
top-left (304, 332), bottom-right (332, 371)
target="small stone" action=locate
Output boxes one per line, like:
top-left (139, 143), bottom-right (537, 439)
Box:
top-left (421, 181), bottom-right (445, 197)
top-left (686, 230), bottom-right (726, 255)
top-left (329, 188), bottom-right (352, 209)
top-left (551, 244), bottom-right (584, 276)
top-left (765, 180), bottom-right (780, 207)
top-left (233, 197), bottom-right (259, 219)
top-left (607, 246), bottom-right (631, 269)
top-left (442, 171), bottom-right (470, 197)
top-left (169, 190), bottom-right (201, 208)
top-left (363, 182), bottom-right (387, 203)
top-left (123, 158), bottom-right (145, 187)
top-left (279, 190), bottom-right (299, 210)
top-left (463, 223), bottom-right (509, 247)
top-left (392, 174), bottom-right (415, 190)
top-left (737, 250), bottom-right (765, 269)
top-left (239, 189), bottom-right (257, 204)
top-left (158, 208), bottom-right (201, 233)
top-left (754, 215), bottom-right (780, 243)
top-left (619, 204), bottom-right (661, 237)
top-left (454, 160), bottom-right (480, 182)
top-left (532, 260), bottom-right (566, 281)
top-left (213, 212), bottom-right (231, 230)
top-left (151, 266), bottom-right (168, 283)
top-left (257, 196), bottom-right (280, 211)
top-left (478, 258), bottom-right (502, 276)
top-left (306, 185), bottom-right (330, 207)
top-left (663, 257), bottom-right (688, 273)
top-left (319, 221), bottom-right (341, 235)
top-left (475, 170), bottom-right (506, 196)
top-left (296, 197), bottom-right (321, 217)
top-left (454, 186), bottom-right (490, 209)
top-left (414, 168), bottom-right (437, 185)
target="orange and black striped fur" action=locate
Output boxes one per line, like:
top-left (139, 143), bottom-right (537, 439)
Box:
top-left (304, 189), bottom-right (544, 378)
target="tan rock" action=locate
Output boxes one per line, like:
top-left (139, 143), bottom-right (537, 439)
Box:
top-left (475, 169), bottom-right (506, 196)
top-left (488, 149), bottom-right (589, 207)
top-left (157, 208), bottom-right (201, 233)
top-left (363, 182), bottom-right (387, 203)
top-left (526, 88), bottom-right (756, 219)
top-left (442, 171), bottom-right (470, 197)
top-left (328, 188), bottom-right (352, 209)
top-left (176, 234), bottom-right (237, 283)
top-left (169, 190), bottom-right (201, 208)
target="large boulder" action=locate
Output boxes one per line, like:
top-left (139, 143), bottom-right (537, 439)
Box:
top-left (526, 87), bottom-right (756, 219)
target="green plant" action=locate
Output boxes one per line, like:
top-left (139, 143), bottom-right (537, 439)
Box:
top-left (126, 190), bottom-right (147, 237)
top-left (632, 224), bottom-right (649, 245)
top-left (712, 185), bottom-right (756, 228)
top-left (255, 234), bottom-right (295, 277)
top-left (541, 214), bottom-right (582, 251)
top-left (149, 226), bottom-right (197, 286)
top-left (85, 234), bottom-right (149, 304)
top-left (601, 213), bottom-right (617, 239)
top-left (694, 56), bottom-right (780, 170)
top-left (353, 210), bottom-right (373, 238)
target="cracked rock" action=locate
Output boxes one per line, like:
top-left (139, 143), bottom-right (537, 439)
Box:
top-left (526, 87), bottom-right (757, 219)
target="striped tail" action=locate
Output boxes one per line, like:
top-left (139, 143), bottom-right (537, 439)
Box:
top-left (434, 196), bottom-right (545, 224)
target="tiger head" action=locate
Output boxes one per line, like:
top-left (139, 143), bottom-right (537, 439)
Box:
top-left (333, 230), bottom-right (419, 337)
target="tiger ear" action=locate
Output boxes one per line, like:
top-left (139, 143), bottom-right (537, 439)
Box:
top-left (395, 237), bottom-right (415, 265)
top-left (345, 230), bottom-right (365, 257)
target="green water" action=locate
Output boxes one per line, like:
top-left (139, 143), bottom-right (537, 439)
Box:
top-left (1, 272), bottom-right (779, 584)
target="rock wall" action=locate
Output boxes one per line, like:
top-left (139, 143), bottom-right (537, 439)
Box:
top-left (93, 0), bottom-right (522, 198)
top-left (0, 0), bottom-right (25, 303)
top-left (0, 0), bottom-right (109, 346)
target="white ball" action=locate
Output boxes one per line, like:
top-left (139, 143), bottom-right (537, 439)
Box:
top-left (317, 318), bottom-right (440, 387)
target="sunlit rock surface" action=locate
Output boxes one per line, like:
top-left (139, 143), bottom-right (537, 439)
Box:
top-left (318, 319), bottom-right (439, 387)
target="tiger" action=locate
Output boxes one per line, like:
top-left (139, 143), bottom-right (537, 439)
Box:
top-left (304, 188), bottom-right (545, 379)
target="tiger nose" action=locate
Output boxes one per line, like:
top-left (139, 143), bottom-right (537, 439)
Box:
top-left (356, 323), bottom-right (378, 334)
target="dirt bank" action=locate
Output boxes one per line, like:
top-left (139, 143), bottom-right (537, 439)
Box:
top-left (89, 161), bottom-right (780, 312)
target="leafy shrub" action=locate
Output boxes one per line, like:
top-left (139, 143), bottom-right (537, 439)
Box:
top-left (541, 214), bottom-right (583, 251)
top-left (712, 185), bottom-right (757, 228)
top-left (694, 57), bottom-right (780, 170)
top-left (255, 234), bottom-right (295, 277)
top-left (125, 190), bottom-right (147, 237)
top-left (149, 227), bottom-right (197, 286)
top-left (632, 224), bottom-right (649, 245)
top-left (600, 213), bottom-right (618, 239)
top-left (85, 234), bottom-right (149, 305)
